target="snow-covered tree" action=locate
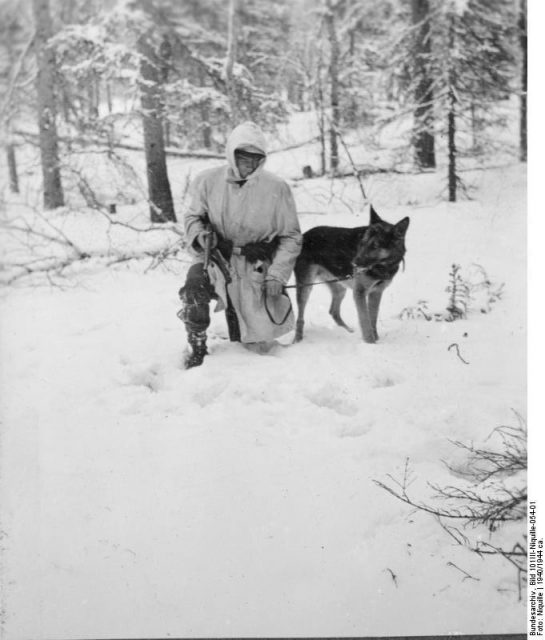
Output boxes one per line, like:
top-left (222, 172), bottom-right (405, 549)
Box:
top-left (33, 0), bottom-right (65, 209)
top-left (136, 15), bottom-right (176, 223)
top-left (387, 0), bottom-right (516, 199)
top-left (0, 2), bottom-right (28, 194)
top-left (433, 0), bottom-right (516, 201)
top-left (324, 0), bottom-right (341, 174)
top-left (411, 0), bottom-right (436, 168)
top-left (237, 0), bottom-right (292, 98)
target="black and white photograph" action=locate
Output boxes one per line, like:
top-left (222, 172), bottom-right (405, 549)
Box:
top-left (0, 0), bottom-right (535, 637)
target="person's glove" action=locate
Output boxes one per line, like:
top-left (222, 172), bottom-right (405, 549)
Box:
top-left (265, 278), bottom-right (284, 297)
top-left (194, 229), bottom-right (218, 252)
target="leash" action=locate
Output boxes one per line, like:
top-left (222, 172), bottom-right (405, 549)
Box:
top-left (283, 257), bottom-right (406, 290)
top-left (283, 274), bottom-right (354, 289)
top-left (264, 290), bottom-right (293, 326)
top-left (265, 273), bottom-right (354, 326)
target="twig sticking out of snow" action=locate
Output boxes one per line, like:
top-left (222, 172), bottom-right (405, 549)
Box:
top-left (384, 568), bottom-right (398, 588)
top-left (446, 561), bottom-right (480, 582)
top-left (448, 342), bottom-right (469, 364)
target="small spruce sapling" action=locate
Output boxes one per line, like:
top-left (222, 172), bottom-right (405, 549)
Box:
top-left (400, 263), bottom-right (503, 322)
top-left (445, 263), bottom-right (469, 320)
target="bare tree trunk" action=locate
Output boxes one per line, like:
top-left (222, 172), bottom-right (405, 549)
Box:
top-left (87, 72), bottom-right (99, 121)
top-left (225, 0), bottom-right (239, 125)
top-left (447, 18), bottom-right (457, 203)
top-left (160, 38), bottom-right (172, 148)
top-left (106, 81), bottom-right (113, 114)
top-left (470, 101), bottom-right (476, 151)
top-left (324, 0), bottom-right (340, 175)
top-left (447, 88), bottom-right (457, 203)
top-left (61, 85), bottom-right (72, 123)
top-left (198, 68), bottom-right (212, 149)
top-left (4, 19), bottom-right (20, 194)
top-left (138, 33), bottom-right (176, 223)
top-left (519, 0), bottom-right (527, 163)
top-left (346, 29), bottom-right (358, 127)
top-left (32, 0), bottom-right (64, 209)
top-left (316, 67), bottom-right (326, 176)
top-left (411, 0), bottom-right (436, 169)
top-left (7, 145), bottom-right (19, 193)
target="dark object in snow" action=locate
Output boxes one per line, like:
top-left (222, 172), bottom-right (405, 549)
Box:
top-left (302, 165), bottom-right (314, 179)
top-left (109, 203), bottom-right (117, 214)
top-left (293, 205), bottom-right (409, 344)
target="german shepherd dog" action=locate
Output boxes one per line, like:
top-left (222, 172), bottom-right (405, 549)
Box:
top-left (294, 206), bottom-right (410, 343)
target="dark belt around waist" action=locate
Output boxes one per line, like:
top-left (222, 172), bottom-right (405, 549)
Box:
top-left (217, 236), bottom-right (279, 263)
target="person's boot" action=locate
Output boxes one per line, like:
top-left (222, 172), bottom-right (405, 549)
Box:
top-left (185, 330), bottom-right (208, 369)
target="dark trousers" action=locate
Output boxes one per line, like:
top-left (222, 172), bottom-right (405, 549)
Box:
top-left (178, 263), bottom-right (214, 333)
top-left (179, 263), bottom-right (241, 341)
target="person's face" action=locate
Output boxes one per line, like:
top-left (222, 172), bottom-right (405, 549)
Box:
top-left (235, 152), bottom-right (263, 179)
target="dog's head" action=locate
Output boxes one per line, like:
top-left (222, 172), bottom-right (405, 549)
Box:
top-left (353, 206), bottom-right (410, 278)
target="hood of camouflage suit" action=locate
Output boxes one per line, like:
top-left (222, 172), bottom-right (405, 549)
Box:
top-left (225, 121), bottom-right (267, 181)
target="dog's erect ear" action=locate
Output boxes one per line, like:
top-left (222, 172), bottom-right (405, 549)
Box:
top-left (395, 217), bottom-right (410, 236)
top-left (369, 205), bottom-right (382, 225)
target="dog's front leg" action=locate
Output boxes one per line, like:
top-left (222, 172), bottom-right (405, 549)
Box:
top-left (353, 284), bottom-right (376, 343)
top-left (294, 278), bottom-right (312, 343)
top-left (367, 288), bottom-right (384, 342)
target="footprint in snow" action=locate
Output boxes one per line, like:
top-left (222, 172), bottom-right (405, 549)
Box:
top-left (306, 386), bottom-right (359, 417)
top-left (371, 374), bottom-right (399, 389)
top-left (192, 379), bottom-right (229, 407)
top-left (337, 419), bottom-right (374, 437)
top-left (123, 365), bottom-right (163, 392)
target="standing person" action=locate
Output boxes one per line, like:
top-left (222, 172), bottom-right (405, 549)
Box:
top-left (178, 121), bottom-right (302, 368)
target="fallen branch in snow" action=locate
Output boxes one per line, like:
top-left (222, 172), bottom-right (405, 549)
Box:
top-left (0, 200), bottom-right (188, 285)
top-left (268, 135), bottom-right (322, 154)
top-left (13, 129), bottom-right (225, 159)
top-left (373, 416), bottom-right (527, 595)
top-left (1, 245), bottom-right (188, 286)
top-left (375, 460), bottom-right (526, 527)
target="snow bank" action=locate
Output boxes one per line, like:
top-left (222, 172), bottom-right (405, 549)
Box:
top-left (0, 160), bottom-right (527, 637)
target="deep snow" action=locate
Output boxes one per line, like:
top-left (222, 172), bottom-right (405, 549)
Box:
top-left (0, 142), bottom-right (528, 637)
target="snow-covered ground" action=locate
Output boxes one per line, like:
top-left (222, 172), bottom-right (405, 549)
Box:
top-left (0, 129), bottom-right (528, 637)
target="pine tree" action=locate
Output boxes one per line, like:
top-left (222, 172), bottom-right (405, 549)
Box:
top-left (432, 0), bottom-right (516, 201)
top-left (386, 0), bottom-right (515, 195)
